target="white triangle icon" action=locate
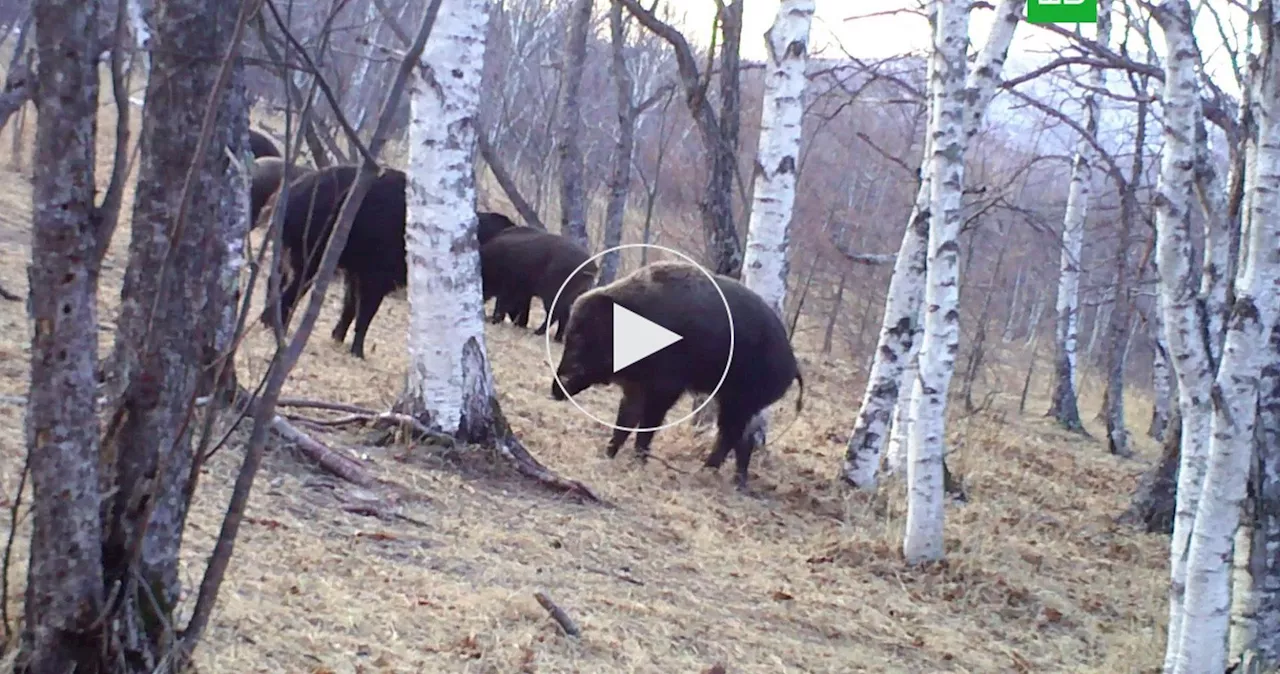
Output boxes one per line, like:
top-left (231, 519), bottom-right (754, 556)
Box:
top-left (612, 303), bottom-right (683, 373)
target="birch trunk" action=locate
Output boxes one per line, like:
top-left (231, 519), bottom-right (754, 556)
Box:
top-left (1174, 5), bottom-right (1280, 670)
top-left (400, 0), bottom-right (500, 438)
top-left (884, 347), bottom-right (918, 476)
top-left (599, 0), bottom-right (635, 286)
top-left (556, 0), bottom-right (591, 249)
top-left (740, 0), bottom-right (813, 443)
top-left (1245, 322), bottom-right (1280, 667)
top-left (1171, 103), bottom-right (1280, 674)
top-left (1104, 63), bottom-right (1142, 458)
top-left (1150, 309), bottom-right (1175, 441)
top-left (1152, 1), bottom-right (1234, 668)
top-left (1049, 2), bottom-right (1109, 431)
top-left (902, 0), bottom-right (970, 564)
top-left (842, 0), bottom-right (1022, 490)
top-left (20, 0), bottom-right (106, 668)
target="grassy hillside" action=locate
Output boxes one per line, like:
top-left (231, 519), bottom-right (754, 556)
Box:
top-left (0, 89), bottom-right (1173, 674)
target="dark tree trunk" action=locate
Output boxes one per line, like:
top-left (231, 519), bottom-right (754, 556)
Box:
top-left (556, 0), bottom-right (591, 249)
top-left (19, 0), bottom-right (108, 669)
top-left (706, 0), bottom-right (743, 277)
top-left (98, 0), bottom-right (246, 665)
top-left (1118, 407), bottom-right (1180, 534)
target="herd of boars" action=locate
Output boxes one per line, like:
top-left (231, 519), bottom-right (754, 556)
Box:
top-left (244, 128), bottom-right (803, 490)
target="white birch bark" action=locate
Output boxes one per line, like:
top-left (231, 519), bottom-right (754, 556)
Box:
top-left (1173, 5), bottom-right (1280, 669)
top-left (841, 0), bottom-right (1022, 490)
top-left (741, 0), bottom-right (813, 444)
top-left (402, 0), bottom-right (498, 436)
top-left (884, 346), bottom-right (918, 476)
top-left (1050, 2), bottom-right (1109, 429)
top-left (1151, 1), bottom-right (1223, 668)
top-left (1150, 308), bottom-right (1174, 440)
top-left (1251, 323), bottom-right (1280, 667)
top-left (741, 0), bottom-right (813, 321)
top-left (1172, 102), bottom-right (1280, 674)
top-left (902, 0), bottom-right (970, 564)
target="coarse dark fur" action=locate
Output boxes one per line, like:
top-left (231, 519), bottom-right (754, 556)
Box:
top-left (477, 211), bottom-right (518, 245)
top-left (257, 164), bottom-right (408, 359)
top-left (249, 128), bottom-right (281, 159)
top-left (249, 157), bottom-right (316, 229)
top-left (549, 261), bottom-right (804, 490)
top-left (257, 162), bottom-right (524, 358)
top-left (479, 227), bottom-right (597, 341)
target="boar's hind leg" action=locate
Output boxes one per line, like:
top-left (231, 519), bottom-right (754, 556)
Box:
top-left (331, 275), bottom-right (360, 343)
top-left (633, 385), bottom-right (684, 461)
top-left (704, 397), bottom-right (753, 486)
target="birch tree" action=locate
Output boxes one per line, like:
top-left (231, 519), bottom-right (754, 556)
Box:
top-left (742, 0), bottom-right (814, 323)
top-left (739, 0), bottom-right (813, 446)
top-left (557, 0), bottom-right (592, 249)
top-left (1048, 4), bottom-right (1112, 433)
top-left (902, 0), bottom-right (971, 564)
top-left (842, 0), bottom-right (1023, 490)
top-left (1150, 0), bottom-right (1233, 667)
top-left (399, 0), bottom-right (597, 500)
top-left (1170, 2), bottom-right (1280, 669)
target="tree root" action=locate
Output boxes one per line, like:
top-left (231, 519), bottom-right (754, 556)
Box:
top-left (494, 432), bottom-right (607, 505)
top-left (278, 396), bottom-right (607, 505)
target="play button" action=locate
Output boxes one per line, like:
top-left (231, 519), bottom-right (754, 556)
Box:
top-left (612, 304), bottom-right (682, 372)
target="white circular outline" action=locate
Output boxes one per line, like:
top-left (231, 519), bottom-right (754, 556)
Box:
top-left (543, 243), bottom-right (735, 434)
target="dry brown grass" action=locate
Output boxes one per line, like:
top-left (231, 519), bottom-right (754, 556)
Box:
top-left (0, 88), bottom-right (1174, 673)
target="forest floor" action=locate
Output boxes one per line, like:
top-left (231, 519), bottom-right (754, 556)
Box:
top-left (0, 107), bottom-right (1173, 673)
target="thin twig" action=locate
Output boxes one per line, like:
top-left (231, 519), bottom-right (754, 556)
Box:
top-left (1, 447), bottom-right (30, 646)
top-left (534, 592), bottom-right (581, 636)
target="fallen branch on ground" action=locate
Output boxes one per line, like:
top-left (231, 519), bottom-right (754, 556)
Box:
top-left (269, 414), bottom-right (374, 486)
top-left (534, 591), bottom-right (581, 636)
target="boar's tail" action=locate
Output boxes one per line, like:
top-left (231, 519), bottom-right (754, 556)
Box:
top-left (793, 371), bottom-right (805, 416)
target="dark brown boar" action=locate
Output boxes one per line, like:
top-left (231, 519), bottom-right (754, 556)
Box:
top-left (549, 260), bottom-right (804, 490)
top-left (479, 228), bottom-right (597, 341)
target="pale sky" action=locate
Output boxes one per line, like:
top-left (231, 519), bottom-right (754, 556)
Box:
top-left (671, 0), bottom-right (1247, 97)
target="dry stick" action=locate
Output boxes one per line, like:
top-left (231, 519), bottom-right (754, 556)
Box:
top-left (534, 592), bottom-right (581, 637)
top-left (269, 415), bottom-right (373, 485)
top-left (178, 1), bottom-right (444, 660)
top-left (0, 448), bottom-right (29, 647)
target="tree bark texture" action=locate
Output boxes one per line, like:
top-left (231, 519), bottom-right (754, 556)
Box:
top-left (19, 0), bottom-right (108, 669)
top-left (99, 0), bottom-right (246, 665)
top-left (1049, 1), bottom-right (1110, 433)
top-left (738, 0), bottom-right (813, 444)
top-left (1152, 2), bottom-right (1220, 667)
top-left (401, 0), bottom-right (502, 440)
top-left (1105, 39), bottom-right (1138, 458)
top-left (599, 0), bottom-right (635, 285)
top-left (741, 0), bottom-right (813, 322)
top-left (841, 0), bottom-right (1022, 490)
top-left (903, 0), bottom-right (970, 565)
top-left (1173, 3), bottom-right (1280, 670)
top-left (556, 0), bottom-right (591, 249)
top-left (1150, 307), bottom-right (1175, 441)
